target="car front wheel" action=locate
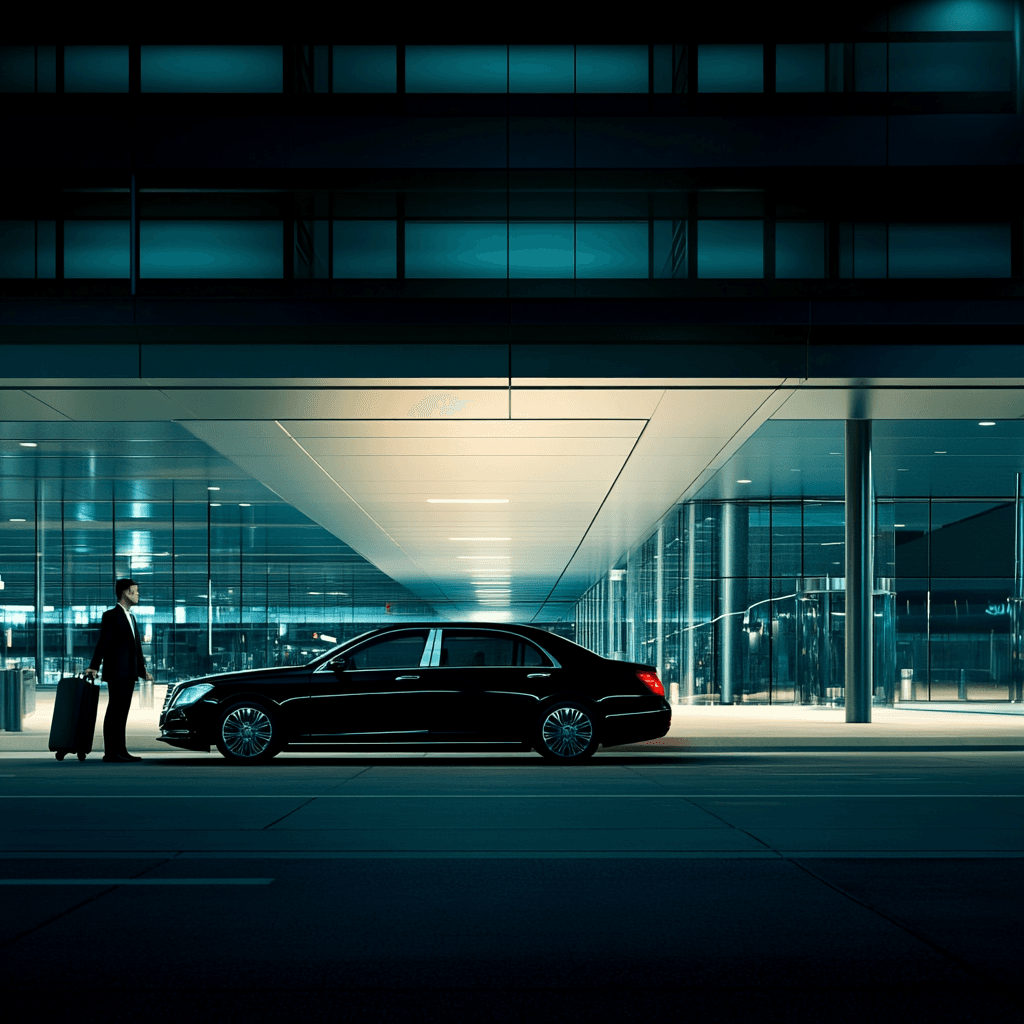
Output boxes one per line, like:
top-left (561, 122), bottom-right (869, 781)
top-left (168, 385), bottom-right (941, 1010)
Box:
top-left (534, 702), bottom-right (600, 763)
top-left (215, 702), bottom-right (283, 763)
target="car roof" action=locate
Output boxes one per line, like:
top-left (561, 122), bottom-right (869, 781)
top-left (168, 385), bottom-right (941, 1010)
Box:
top-left (348, 623), bottom-right (599, 661)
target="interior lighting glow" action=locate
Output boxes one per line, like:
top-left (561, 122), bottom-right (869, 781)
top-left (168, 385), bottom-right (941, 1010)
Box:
top-left (736, 479), bottom-right (752, 484)
top-left (979, 421), bottom-right (996, 426)
top-left (238, 503), bottom-right (251, 507)
top-left (427, 498), bottom-right (508, 503)
top-left (894, 524), bottom-right (906, 528)
top-left (897, 468), bottom-right (909, 472)
top-left (9, 518), bottom-right (26, 522)
top-left (207, 486), bottom-right (220, 491)
top-left (18, 442), bottom-right (37, 447)
top-left (209, 503), bottom-right (221, 507)
top-left (934, 451), bottom-right (947, 454)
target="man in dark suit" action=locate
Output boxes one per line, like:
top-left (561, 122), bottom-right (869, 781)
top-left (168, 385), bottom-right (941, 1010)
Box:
top-left (85, 578), bottom-right (153, 763)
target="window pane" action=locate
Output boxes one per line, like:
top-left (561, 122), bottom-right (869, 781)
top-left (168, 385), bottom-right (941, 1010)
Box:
top-left (855, 43), bottom-right (887, 91)
top-left (0, 46), bottom-right (37, 92)
top-left (64, 221), bottom-right (129, 279)
top-left (575, 45), bottom-right (648, 93)
top-left (521, 642), bottom-right (546, 666)
top-left (776, 44), bottom-right (825, 92)
top-left (698, 44), bottom-right (763, 93)
top-left (333, 45), bottom-right (396, 92)
top-left (441, 632), bottom-right (515, 668)
top-left (890, 2), bottom-right (1013, 32)
top-left (509, 223), bottom-right (574, 278)
top-left (575, 222), bottom-right (648, 279)
top-left (776, 222), bottom-right (825, 279)
top-left (509, 45), bottom-right (574, 92)
top-left (333, 221), bottom-right (396, 278)
top-left (854, 223), bottom-right (887, 278)
top-left (140, 222), bottom-right (283, 279)
top-left (698, 221), bottom-right (763, 278)
top-left (406, 46), bottom-right (507, 93)
top-left (405, 223), bottom-right (507, 278)
top-left (888, 224), bottom-right (1010, 278)
top-left (930, 502), bottom-right (1013, 577)
top-left (142, 46), bottom-right (282, 93)
top-left (889, 42), bottom-right (1012, 92)
top-left (65, 45), bottom-right (128, 93)
top-left (346, 632), bottom-right (428, 670)
top-left (803, 502), bottom-right (845, 578)
top-left (0, 221), bottom-right (35, 278)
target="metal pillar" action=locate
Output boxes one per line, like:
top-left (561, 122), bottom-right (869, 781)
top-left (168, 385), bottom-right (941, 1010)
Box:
top-left (683, 503), bottom-right (697, 700)
top-left (1012, 473), bottom-right (1024, 701)
top-left (655, 523), bottom-right (664, 682)
top-left (845, 420), bottom-right (873, 723)
top-left (718, 502), bottom-right (748, 705)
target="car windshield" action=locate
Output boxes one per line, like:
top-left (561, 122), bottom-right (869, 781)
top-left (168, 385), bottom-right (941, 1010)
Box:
top-left (307, 631), bottom-right (377, 666)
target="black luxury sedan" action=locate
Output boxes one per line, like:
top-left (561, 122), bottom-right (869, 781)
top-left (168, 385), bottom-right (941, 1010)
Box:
top-left (158, 623), bottom-right (671, 763)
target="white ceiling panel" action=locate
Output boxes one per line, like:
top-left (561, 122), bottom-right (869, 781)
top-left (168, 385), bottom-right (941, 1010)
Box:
top-left (511, 389), bottom-right (664, 419)
top-left (295, 436), bottom-right (638, 457)
top-left (282, 419), bottom-right (646, 439)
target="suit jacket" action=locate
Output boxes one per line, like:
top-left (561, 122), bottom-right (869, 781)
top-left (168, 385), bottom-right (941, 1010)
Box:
top-left (89, 606), bottom-right (147, 683)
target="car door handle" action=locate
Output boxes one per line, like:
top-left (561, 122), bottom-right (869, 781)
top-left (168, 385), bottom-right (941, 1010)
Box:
top-left (395, 675), bottom-right (420, 681)
top-left (527, 672), bottom-right (550, 678)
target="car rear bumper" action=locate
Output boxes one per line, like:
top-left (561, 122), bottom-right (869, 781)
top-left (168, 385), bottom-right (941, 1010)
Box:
top-left (600, 707), bottom-right (671, 748)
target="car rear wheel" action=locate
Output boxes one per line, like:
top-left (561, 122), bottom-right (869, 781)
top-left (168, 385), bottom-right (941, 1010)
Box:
top-left (215, 702), bottom-right (283, 763)
top-left (534, 701), bottom-right (600, 763)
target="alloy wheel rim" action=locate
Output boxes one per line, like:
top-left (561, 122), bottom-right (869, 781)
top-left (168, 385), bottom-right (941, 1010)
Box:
top-left (222, 707), bottom-right (273, 757)
top-left (541, 707), bottom-right (593, 757)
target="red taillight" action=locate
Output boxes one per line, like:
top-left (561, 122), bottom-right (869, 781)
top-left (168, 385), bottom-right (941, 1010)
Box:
top-left (636, 670), bottom-right (664, 696)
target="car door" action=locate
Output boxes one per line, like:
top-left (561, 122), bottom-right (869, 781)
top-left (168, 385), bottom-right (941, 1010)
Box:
top-left (305, 629), bottom-right (433, 739)
top-left (430, 629), bottom-right (556, 740)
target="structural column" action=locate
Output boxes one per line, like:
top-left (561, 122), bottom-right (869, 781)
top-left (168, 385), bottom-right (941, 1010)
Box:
top-left (845, 419), bottom-right (873, 723)
top-left (718, 502), bottom-right (748, 705)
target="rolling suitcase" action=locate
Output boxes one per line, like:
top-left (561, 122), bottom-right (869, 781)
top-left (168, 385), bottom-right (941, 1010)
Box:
top-left (48, 674), bottom-right (100, 762)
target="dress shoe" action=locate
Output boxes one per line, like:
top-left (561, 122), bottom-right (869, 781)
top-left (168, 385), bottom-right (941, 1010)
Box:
top-left (102, 753), bottom-right (131, 763)
top-left (120, 753), bottom-right (142, 762)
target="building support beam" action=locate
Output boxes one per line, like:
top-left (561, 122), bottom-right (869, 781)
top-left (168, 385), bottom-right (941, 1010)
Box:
top-left (845, 419), bottom-right (873, 723)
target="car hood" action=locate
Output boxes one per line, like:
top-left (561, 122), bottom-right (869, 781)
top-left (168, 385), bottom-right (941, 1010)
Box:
top-left (173, 665), bottom-right (310, 689)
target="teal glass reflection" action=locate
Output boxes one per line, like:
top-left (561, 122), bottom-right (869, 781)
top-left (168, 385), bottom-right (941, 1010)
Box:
top-left (888, 223), bottom-right (1010, 278)
top-left (141, 222), bottom-right (282, 278)
top-left (776, 223), bottom-right (825, 279)
top-left (854, 43), bottom-right (887, 91)
top-left (64, 45), bottom-right (128, 92)
top-left (575, 223), bottom-right (648, 278)
top-left (0, 46), bottom-right (36, 91)
top-left (776, 44), bottom-right (825, 92)
top-left (406, 46), bottom-right (507, 93)
top-left (888, 42), bottom-right (1012, 91)
top-left (853, 223), bottom-right (887, 278)
top-left (698, 221), bottom-right (763, 278)
top-left (698, 45), bottom-right (763, 92)
top-left (405, 223), bottom-right (508, 278)
top-left (575, 45), bottom-right (648, 93)
top-left (333, 45), bottom-right (396, 92)
top-left (64, 221), bottom-right (129, 278)
top-left (508, 224), bottom-right (574, 278)
top-left (889, 0), bottom-right (1013, 32)
top-left (333, 221), bottom-right (397, 278)
top-left (141, 46), bottom-right (282, 92)
top-left (509, 45), bottom-right (574, 92)
top-left (0, 221), bottom-right (35, 278)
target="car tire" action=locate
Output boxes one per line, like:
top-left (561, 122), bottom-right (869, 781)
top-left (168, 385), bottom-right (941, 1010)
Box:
top-left (533, 701), bottom-right (600, 763)
top-left (215, 701), bottom-right (283, 764)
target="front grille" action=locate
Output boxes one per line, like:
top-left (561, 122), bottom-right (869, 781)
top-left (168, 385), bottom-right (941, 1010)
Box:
top-left (161, 685), bottom-right (178, 714)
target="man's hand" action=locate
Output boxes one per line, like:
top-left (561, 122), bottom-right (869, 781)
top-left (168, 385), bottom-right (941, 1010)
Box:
top-left (145, 672), bottom-right (154, 681)
top-left (85, 668), bottom-right (97, 680)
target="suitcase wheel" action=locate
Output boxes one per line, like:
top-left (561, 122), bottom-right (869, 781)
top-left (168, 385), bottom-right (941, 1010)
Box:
top-left (77, 752), bottom-right (87, 762)
top-left (55, 751), bottom-right (66, 761)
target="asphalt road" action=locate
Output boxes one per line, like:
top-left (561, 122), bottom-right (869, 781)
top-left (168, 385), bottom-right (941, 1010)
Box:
top-left (1, 750), bottom-right (1021, 1023)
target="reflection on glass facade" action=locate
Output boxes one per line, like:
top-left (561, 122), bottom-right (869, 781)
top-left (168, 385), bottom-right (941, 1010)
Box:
top-left (575, 497), bottom-right (1023, 705)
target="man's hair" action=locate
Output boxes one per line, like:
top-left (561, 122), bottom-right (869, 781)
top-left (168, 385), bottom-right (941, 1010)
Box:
top-left (115, 578), bottom-right (138, 601)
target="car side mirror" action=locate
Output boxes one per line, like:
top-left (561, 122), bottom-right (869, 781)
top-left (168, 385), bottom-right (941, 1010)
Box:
top-left (331, 656), bottom-right (348, 673)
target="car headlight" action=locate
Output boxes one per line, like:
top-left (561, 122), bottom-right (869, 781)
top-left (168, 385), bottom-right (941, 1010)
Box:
top-left (170, 683), bottom-right (214, 709)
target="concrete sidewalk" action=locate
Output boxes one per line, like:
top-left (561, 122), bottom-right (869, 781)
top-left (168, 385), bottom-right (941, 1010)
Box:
top-left (1, 687), bottom-right (1020, 754)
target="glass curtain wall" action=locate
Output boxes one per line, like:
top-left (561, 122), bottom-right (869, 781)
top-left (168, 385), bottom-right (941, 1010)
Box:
top-left (1, 490), bottom-right (437, 692)
top-left (575, 496), bottom-right (1020, 704)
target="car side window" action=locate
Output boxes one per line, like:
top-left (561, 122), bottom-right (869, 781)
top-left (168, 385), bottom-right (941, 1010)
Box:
top-left (519, 641), bottom-right (548, 667)
top-left (440, 631), bottom-right (515, 668)
top-left (338, 631), bottom-right (429, 671)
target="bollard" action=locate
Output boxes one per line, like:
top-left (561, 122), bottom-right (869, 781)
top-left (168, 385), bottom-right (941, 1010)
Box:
top-left (900, 668), bottom-right (913, 702)
top-left (958, 668), bottom-right (967, 701)
top-left (2, 669), bottom-right (24, 732)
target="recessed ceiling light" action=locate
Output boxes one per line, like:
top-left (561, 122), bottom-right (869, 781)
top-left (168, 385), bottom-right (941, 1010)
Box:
top-left (9, 518), bottom-right (26, 522)
top-left (450, 537), bottom-right (510, 541)
top-left (427, 498), bottom-right (508, 504)
top-left (897, 468), bottom-right (909, 472)
top-left (979, 421), bottom-right (996, 426)
top-left (934, 451), bottom-right (947, 455)
top-left (238, 503), bottom-right (251, 507)
top-left (207, 486), bottom-right (220, 491)
top-left (789, 469), bottom-right (801, 472)
top-left (18, 442), bottom-right (37, 447)
top-left (894, 524), bottom-right (905, 528)
top-left (829, 452), bottom-right (841, 455)
top-left (209, 503), bottom-right (221, 507)
top-left (736, 479), bottom-right (752, 484)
